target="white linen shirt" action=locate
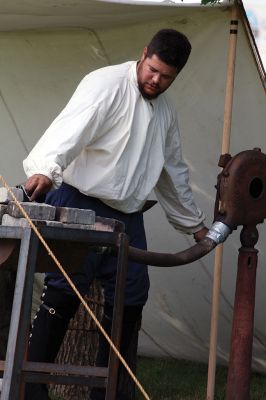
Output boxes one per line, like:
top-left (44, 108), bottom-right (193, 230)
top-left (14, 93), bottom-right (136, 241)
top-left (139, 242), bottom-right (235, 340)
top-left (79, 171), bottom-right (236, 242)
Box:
top-left (23, 61), bottom-right (205, 234)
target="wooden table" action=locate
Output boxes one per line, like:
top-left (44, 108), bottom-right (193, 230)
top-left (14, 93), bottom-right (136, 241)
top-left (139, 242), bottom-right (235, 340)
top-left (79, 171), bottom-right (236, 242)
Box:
top-left (0, 217), bottom-right (128, 400)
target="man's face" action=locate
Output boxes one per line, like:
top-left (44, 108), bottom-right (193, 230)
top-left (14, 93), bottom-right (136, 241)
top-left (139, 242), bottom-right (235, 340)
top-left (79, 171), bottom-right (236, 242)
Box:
top-left (137, 48), bottom-right (178, 100)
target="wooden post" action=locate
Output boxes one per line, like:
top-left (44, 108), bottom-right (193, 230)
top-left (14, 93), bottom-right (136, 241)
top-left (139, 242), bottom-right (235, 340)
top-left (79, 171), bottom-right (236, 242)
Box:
top-left (206, 5), bottom-right (239, 400)
top-left (50, 280), bottom-right (104, 400)
top-left (49, 280), bottom-right (140, 400)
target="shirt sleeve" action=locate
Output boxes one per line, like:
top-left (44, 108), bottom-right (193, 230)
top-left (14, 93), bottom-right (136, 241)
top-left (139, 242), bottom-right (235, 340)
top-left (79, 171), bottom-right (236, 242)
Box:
top-left (154, 113), bottom-right (205, 234)
top-left (23, 74), bottom-right (107, 188)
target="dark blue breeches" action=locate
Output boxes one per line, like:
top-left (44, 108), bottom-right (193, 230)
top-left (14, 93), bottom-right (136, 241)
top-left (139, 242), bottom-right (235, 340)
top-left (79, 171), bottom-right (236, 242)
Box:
top-left (44, 183), bottom-right (150, 306)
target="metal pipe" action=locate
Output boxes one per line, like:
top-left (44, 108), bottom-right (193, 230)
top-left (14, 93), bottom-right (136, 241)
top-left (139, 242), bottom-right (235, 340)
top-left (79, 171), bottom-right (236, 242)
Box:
top-left (226, 248), bottom-right (258, 400)
top-left (225, 226), bottom-right (259, 400)
top-left (128, 222), bottom-right (231, 267)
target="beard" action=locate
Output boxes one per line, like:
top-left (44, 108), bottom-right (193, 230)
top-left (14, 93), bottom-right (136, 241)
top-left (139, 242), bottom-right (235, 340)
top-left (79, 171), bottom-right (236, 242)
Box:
top-left (137, 59), bottom-right (163, 100)
top-left (137, 81), bottom-right (163, 100)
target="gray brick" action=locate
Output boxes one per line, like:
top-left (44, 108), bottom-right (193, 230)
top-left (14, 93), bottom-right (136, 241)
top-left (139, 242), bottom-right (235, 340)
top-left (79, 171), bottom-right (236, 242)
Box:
top-left (7, 202), bottom-right (56, 221)
top-left (94, 216), bottom-right (124, 232)
top-left (46, 220), bottom-right (95, 230)
top-left (64, 217), bottom-right (124, 232)
top-left (45, 220), bottom-right (64, 228)
top-left (63, 223), bottom-right (96, 230)
top-left (55, 207), bottom-right (95, 225)
top-left (0, 205), bottom-right (7, 223)
top-left (0, 187), bottom-right (24, 203)
top-left (1, 214), bottom-right (44, 228)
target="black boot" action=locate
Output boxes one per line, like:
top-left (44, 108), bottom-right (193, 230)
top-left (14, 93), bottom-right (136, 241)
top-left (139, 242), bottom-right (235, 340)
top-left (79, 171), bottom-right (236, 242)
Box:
top-left (90, 304), bottom-right (142, 400)
top-left (25, 286), bottom-right (80, 400)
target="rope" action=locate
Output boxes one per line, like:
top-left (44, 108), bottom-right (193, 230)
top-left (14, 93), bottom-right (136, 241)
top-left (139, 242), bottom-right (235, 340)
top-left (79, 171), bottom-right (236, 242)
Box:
top-left (0, 175), bottom-right (150, 400)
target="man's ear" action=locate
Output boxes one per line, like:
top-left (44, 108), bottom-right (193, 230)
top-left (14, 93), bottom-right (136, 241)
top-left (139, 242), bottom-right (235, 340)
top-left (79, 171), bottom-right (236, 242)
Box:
top-left (140, 47), bottom-right (148, 61)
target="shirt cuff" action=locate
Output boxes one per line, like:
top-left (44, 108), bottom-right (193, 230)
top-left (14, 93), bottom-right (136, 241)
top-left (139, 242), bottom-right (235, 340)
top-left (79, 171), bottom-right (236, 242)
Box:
top-left (23, 157), bottom-right (63, 189)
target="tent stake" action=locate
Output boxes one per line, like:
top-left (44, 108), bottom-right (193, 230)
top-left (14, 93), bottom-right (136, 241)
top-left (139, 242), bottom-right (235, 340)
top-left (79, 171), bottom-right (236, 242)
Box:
top-left (206, 4), bottom-right (239, 400)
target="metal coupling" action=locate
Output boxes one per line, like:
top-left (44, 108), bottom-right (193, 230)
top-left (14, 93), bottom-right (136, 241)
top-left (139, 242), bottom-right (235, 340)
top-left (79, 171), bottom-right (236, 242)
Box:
top-left (206, 221), bottom-right (231, 244)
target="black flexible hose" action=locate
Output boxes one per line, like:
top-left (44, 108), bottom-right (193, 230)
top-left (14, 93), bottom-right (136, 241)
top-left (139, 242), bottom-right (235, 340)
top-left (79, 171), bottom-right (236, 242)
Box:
top-left (128, 237), bottom-right (217, 267)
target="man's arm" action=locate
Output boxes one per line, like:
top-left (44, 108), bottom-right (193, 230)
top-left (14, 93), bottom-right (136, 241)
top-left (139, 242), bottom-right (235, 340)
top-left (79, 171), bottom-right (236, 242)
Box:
top-left (193, 227), bottom-right (209, 243)
top-left (24, 174), bottom-right (52, 201)
top-left (154, 109), bottom-right (207, 236)
top-left (23, 73), bottom-right (107, 190)
top-left (155, 165), bottom-right (208, 238)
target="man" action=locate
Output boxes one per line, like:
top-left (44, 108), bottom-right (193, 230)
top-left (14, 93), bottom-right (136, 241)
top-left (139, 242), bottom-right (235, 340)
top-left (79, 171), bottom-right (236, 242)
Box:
top-left (23, 29), bottom-right (208, 399)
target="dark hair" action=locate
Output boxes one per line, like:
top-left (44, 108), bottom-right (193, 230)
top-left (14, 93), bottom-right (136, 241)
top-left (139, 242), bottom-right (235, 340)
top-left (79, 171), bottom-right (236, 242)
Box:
top-left (146, 29), bottom-right (192, 72)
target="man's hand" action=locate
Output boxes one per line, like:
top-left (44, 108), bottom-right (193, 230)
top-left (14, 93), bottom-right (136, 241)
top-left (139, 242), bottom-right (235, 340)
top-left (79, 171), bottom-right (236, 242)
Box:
top-left (193, 227), bottom-right (209, 243)
top-left (24, 174), bottom-right (53, 201)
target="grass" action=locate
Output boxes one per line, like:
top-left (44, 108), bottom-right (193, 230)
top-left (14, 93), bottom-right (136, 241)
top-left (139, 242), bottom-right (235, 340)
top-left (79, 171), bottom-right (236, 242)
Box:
top-left (49, 357), bottom-right (266, 399)
top-left (135, 357), bottom-right (266, 400)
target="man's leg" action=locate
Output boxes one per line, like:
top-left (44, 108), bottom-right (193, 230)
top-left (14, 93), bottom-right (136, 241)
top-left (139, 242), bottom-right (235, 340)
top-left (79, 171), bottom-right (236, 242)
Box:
top-left (45, 184), bottom-right (149, 399)
top-left (90, 210), bottom-right (149, 400)
top-left (90, 303), bottom-right (142, 400)
top-left (25, 286), bottom-right (80, 400)
top-left (24, 183), bottom-right (98, 399)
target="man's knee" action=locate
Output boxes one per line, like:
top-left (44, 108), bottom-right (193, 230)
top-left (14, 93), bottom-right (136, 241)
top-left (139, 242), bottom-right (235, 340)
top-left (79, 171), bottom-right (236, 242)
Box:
top-left (40, 285), bottom-right (80, 318)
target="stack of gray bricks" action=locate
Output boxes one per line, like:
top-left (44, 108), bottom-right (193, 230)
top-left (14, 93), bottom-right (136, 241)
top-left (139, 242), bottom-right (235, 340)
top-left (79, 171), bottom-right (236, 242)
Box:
top-left (0, 187), bottom-right (95, 228)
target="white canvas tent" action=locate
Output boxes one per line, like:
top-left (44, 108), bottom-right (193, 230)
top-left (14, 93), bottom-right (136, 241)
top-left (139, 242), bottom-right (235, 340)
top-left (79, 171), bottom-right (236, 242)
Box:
top-left (0, 0), bottom-right (265, 374)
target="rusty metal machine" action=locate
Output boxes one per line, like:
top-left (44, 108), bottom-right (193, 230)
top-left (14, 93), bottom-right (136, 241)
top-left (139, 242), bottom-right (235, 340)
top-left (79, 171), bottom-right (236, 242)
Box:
top-left (129, 148), bottom-right (266, 399)
top-left (129, 148), bottom-right (266, 400)
top-left (215, 148), bottom-right (266, 400)
top-left (0, 148), bottom-right (266, 399)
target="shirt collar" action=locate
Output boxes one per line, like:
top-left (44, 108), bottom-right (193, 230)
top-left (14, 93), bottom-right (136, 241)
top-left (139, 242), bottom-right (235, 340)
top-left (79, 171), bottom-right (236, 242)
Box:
top-left (129, 61), bottom-right (139, 89)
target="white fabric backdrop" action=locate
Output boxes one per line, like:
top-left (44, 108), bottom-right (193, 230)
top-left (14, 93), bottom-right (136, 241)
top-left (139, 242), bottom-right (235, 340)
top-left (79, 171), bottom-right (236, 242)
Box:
top-left (0, 1), bottom-right (265, 372)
